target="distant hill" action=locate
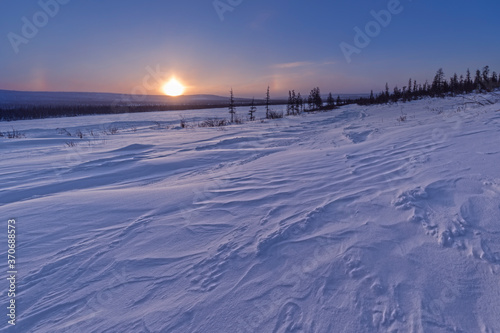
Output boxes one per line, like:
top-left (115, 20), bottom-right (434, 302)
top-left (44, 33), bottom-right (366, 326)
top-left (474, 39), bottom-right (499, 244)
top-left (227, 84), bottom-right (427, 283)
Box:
top-left (0, 90), bottom-right (368, 108)
top-left (0, 90), bottom-right (261, 107)
top-left (0, 90), bottom-right (371, 121)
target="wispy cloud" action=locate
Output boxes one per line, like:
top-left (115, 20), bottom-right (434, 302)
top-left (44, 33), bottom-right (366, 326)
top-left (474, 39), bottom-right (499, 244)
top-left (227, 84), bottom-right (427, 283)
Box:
top-left (273, 61), bottom-right (314, 69)
top-left (273, 60), bottom-right (336, 69)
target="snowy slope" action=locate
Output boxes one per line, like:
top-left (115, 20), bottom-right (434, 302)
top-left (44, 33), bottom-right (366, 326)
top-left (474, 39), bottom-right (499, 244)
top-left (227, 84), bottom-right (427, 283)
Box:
top-left (1, 94), bottom-right (500, 332)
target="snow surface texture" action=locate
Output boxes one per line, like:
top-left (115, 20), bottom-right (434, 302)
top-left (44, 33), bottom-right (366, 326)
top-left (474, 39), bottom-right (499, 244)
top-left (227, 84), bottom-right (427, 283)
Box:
top-left (1, 94), bottom-right (500, 332)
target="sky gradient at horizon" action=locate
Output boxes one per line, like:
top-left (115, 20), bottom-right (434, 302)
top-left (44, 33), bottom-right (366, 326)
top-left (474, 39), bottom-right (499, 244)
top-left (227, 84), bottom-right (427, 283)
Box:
top-left (1, 0), bottom-right (499, 98)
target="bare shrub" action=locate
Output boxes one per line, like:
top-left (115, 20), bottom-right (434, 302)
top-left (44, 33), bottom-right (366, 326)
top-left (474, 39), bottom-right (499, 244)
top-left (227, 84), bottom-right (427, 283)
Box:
top-left (109, 126), bottom-right (119, 134)
top-left (57, 128), bottom-right (72, 136)
top-left (151, 121), bottom-right (163, 130)
top-left (198, 118), bottom-right (228, 127)
top-left (180, 116), bottom-right (187, 128)
top-left (75, 130), bottom-right (84, 139)
top-left (233, 115), bottom-right (244, 124)
top-left (397, 108), bottom-right (408, 123)
top-left (268, 110), bottom-right (284, 119)
top-left (5, 128), bottom-right (25, 139)
top-left (101, 125), bottom-right (118, 135)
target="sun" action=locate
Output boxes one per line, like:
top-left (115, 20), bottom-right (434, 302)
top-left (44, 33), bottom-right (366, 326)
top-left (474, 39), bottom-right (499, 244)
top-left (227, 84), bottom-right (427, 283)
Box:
top-left (162, 78), bottom-right (185, 96)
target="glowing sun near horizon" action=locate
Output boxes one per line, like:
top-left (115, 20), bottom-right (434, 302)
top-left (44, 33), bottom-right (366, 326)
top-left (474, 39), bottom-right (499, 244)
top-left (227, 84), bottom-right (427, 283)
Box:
top-left (162, 78), bottom-right (185, 96)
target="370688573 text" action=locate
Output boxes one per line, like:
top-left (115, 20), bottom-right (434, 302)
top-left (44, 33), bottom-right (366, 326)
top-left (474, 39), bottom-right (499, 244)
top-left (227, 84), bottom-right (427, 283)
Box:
top-left (7, 219), bottom-right (17, 326)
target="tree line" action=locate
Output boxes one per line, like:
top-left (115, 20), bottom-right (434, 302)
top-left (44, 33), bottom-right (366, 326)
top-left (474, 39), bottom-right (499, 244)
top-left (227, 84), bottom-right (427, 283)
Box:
top-left (354, 66), bottom-right (499, 106)
top-left (234, 86), bottom-right (338, 122)
top-left (0, 104), bottom-right (220, 121)
top-left (0, 99), bottom-right (284, 122)
top-left (238, 65), bottom-right (499, 123)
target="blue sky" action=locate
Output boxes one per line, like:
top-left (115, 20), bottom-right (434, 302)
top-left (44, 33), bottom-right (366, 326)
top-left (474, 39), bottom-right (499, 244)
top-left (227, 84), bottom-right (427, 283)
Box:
top-left (1, 0), bottom-right (499, 97)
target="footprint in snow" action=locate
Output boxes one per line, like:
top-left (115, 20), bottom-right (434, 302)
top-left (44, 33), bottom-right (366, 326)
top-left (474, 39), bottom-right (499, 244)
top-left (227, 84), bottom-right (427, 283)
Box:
top-left (273, 302), bottom-right (304, 333)
top-left (393, 179), bottom-right (500, 265)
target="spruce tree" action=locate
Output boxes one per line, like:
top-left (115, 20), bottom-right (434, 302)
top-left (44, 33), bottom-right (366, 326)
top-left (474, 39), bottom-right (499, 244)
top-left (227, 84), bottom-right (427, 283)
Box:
top-left (482, 66), bottom-right (490, 83)
top-left (451, 73), bottom-right (459, 95)
top-left (466, 69), bottom-right (473, 93)
top-left (309, 87), bottom-right (322, 110)
top-left (432, 68), bottom-right (445, 96)
top-left (474, 70), bottom-right (482, 90)
top-left (408, 78), bottom-right (412, 100)
top-left (265, 86), bottom-right (270, 119)
top-left (327, 92), bottom-right (335, 108)
top-left (297, 93), bottom-right (304, 114)
top-left (423, 80), bottom-right (429, 95)
top-left (443, 80), bottom-right (449, 94)
top-left (296, 92), bottom-right (302, 115)
top-left (392, 86), bottom-right (400, 103)
top-left (287, 90), bottom-right (293, 116)
top-left (492, 71), bottom-right (498, 84)
top-left (248, 98), bottom-right (256, 121)
top-left (229, 88), bottom-right (235, 122)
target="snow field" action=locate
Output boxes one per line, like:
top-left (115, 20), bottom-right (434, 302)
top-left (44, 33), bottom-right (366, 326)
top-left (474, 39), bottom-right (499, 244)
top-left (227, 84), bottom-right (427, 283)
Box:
top-left (0, 94), bottom-right (499, 332)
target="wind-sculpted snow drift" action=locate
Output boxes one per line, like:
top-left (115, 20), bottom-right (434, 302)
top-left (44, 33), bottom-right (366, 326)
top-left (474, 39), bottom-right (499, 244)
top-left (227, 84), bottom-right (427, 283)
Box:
top-left (0, 94), bottom-right (499, 332)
